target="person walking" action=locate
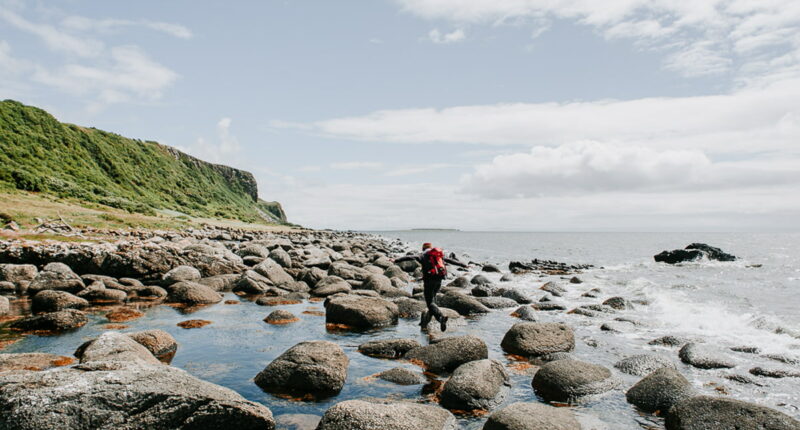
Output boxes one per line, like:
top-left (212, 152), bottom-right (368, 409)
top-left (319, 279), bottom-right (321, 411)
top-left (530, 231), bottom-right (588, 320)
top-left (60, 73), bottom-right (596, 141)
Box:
top-left (394, 243), bottom-right (467, 332)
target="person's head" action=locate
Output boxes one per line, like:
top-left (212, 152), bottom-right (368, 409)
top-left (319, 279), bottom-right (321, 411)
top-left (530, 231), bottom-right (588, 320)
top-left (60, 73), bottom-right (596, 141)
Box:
top-left (422, 242), bottom-right (432, 251)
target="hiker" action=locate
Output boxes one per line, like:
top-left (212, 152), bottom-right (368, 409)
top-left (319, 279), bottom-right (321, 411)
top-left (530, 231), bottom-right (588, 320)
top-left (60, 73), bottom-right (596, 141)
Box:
top-left (394, 243), bottom-right (467, 331)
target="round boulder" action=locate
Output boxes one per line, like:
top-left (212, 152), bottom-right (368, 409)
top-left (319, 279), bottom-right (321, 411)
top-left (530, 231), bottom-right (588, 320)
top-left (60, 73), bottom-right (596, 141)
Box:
top-left (31, 290), bottom-right (88, 313)
top-left (437, 291), bottom-right (490, 316)
top-left (483, 402), bottom-right (580, 430)
top-left (404, 335), bottom-right (488, 373)
top-left (264, 310), bottom-right (299, 325)
top-left (532, 359), bottom-right (620, 403)
top-left (374, 368), bottom-right (426, 385)
top-left (665, 396), bottom-right (800, 430)
top-left (127, 329), bottom-right (178, 363)
top-left (501, 323), bottom-right (575, 357)
top-left (27, 262), bottom-right (84, 294)
top-left (614, 354), bottom-right (676, 376)
top-left (10, 309), bottom-right (87, 332)
top-left (679, 343), bottom-right (736, 369)
top-left (316, 399), bottom-right (457, 430)
top-left (75, 331), bottom-right (160, 365)
top-left (626, 367), bottom-right (694, 413)
top-left (324, 295), bottom-right (398, 328)
top-left (162, 265), bottom-right (202, 285)
top-left (440, 359), bottom-right (510, 411)
top-left (167, 281), bottom-right (222, 305)
top-left (255, 341), bottom-right (348, 398)
top-left (313, 276), bottom-right (352, 297)
top-left (358, 338), bottom-right (420, 359)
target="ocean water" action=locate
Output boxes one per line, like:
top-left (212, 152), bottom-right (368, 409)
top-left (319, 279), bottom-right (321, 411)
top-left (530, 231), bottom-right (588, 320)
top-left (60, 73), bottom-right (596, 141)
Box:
top-left (4, 231), bottom-right (800, 429)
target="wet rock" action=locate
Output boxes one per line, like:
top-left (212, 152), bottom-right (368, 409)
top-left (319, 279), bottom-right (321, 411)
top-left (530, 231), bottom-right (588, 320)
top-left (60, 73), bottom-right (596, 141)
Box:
top-left (10, 309), bottom-right (88, 332)
top-left (31, 290), bottom-right (88, 313)
top-left (686, 243), bottom-right (737, 261)
top-left (649, 335), bottom-right (688, 347)
top-left (749, 366), bottom-right (800, 378)
top-left (447, 276), bottom-right (470, 288)
top-left (0, 361), bottom-right (275, 430)
top-left (665, 396), bottom-right (799, 430)
top-left (482, 264), bottom-right (502, 273)
top-left (177, 319), bottom-right (211, 329)
top-left (269, 248), bottom-right (292, 268)
top-left (614, 354), bottom-right (676, 376)
top-left (440, 359), bottom-right (510, 411)
top-left (27, 262), bottom-right (84, 294)
top-left (501, 322), bottom-right (575, 357)
top-left (730, 345), bottom-right (760, 354)
top-left (581, 288), bottom-right (601, 298)
top-left (511, 306), bottom-right (538, 321)
top-left (136, 285), bottom-right (167, 299)
top-left (375, 367), bottom-right (426, 385)
top-left (197, 274), bottom-right (240, 291)
top-left (764, 354), bottom-right (800, 365)
top-left (569, 276), bottom-right (582, 284)
top-left (256, 296), bottom-right (301, 306)
top-left (471, 274), bottom-right (492, 285)
top-left (603, 296), bottom-right (632, 310)
top-left (325, 295), bottom-right (398, 328)
top-left (317, 399), bottom-right (457, 430)
top-left (127, 329), bottom-right (178, 362)
top-left (600, 322), bottom-right (631, 333)
top-left (275, 413), bottom-right (321, 430)
top-left (531, 303), bottom-right (567, 311)
top-left (77, 284), bottom-right (127, 303)
top-left (540, 281), bottom-right (566, 297)
top-left (499, 288), bottom-right (532, 304)
top-left (483, 401), bottom-right (581, 430)
top-left (531, 359), bottom-right (620, 403)
top-left (0, 264), bottom-right (37, 288)
top-left (405, 335), bottom-right (489, 373)
top-left (472, 284), bottom-right (494, 297)
top-left (105, 307), bottom-right (144, 322)
top-left (679, 343), bottom-right (736, 369)
top-left (75, 331), bottom-right (161, 365)
top-left (0, 353), bottom-right (75, 371)
top-left (655, 243), bottom-right (736, 264)
top-left (167, 281), bottom-right (222, 304)
top-left (437, 291), bottom-right (490, 316)
top-left (255, 340), bottom-right (348, 398)
top-left (264, 310), bottom-right (300, 324)
top-left (254, 259), bottom-right (295, 287)
top-left (500, 273), bottom-right (513, 282)
top-left (358, 338), bottom-right (420, 359)
top-left (478, 296), bottom-right (519, 309)
top-left (625, 367), bottom-right (695, 413)
top-left (540, 352), bottom-right (574, 362)
top-left (393, 297), bottom-right (427, 318)
top-left (313, 276), bottom-right (352, 297)
top-left (162, 265), bottom-right (201, 285)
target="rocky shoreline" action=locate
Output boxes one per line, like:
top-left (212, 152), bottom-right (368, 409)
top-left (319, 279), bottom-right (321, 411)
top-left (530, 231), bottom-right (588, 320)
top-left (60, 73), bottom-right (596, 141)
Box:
top-left (0, 229), bottom-right (798, 430)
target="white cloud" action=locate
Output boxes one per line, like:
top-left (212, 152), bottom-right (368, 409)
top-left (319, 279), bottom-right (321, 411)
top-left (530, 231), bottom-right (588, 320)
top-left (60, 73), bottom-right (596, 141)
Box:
top-left (428, 28), bottom-right (466, 44)
top-left (184, 117), bottom-right (242, 164)
top-left (385, 163), bottom-right (458, 176)
top-left (369, 38), bottom-right (383, 44)
top-left (330, 161), bottom-right (384, 170)
top-left (0, 8), bottom-right (103, 57)
top-left (61, 16), bottom-right (193, 39)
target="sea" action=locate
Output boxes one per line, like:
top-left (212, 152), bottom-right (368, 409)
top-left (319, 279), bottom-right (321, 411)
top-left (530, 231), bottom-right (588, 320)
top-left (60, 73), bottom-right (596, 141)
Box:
top-left (5, 231), bottom-right (800, 429)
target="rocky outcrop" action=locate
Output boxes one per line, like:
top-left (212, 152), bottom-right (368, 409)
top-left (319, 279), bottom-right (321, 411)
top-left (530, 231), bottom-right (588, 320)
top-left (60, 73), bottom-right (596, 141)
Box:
top-left (439, 359), bottom-right (510, 411)
top-left (483, 402), bottom-right (581, 430)
top-left (74, 331), bottom-right (161, 365)
top-left (316, 400), bottom-right (457, 430)
top-left (665, 396), bottom-right (799, 430)
top-left (254, 341), bottom-right (348, 398)
top-left (532, 359), bottom-right (620, 402)
top-left (654, 243), bottom-right (736, 264)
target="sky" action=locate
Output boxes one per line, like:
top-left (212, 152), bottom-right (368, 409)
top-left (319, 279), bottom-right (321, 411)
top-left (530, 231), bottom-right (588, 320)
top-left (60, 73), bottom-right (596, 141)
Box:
top-left (1, 0), bottom-right (799, 231)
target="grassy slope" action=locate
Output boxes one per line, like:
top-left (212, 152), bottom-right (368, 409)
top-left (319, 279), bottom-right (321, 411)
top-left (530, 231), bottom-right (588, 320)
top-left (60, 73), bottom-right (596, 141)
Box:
top-left (0, 99), bottom-right (288, 225)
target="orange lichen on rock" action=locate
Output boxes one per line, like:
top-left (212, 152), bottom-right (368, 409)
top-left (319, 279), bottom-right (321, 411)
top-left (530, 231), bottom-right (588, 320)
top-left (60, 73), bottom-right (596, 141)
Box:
top-left (51, 356), bottom-right (76, 367)
top-left (224, 300), bottom-right (240, 305)
top-left (106, 308), bottom-right (144, 322)
top-left (449, 409), bottom-right (490, 417)
top-left (272, 392), bottom-right (316, 402)
top-left (0, 338), bottom-right (22, 350)
top-left (103, 324), bottom-right (130, 330)
top-left (177, 319), bottom-right (212, 329)
top-left (309, 297), bottom-right (325, 303)
top-left (325, 323), bottom-right (356, 333)
top-left (259, 298), bottom-right (302, 306)
top-left (265, 317), bottom-right (300, 325)
top-left (302, 310), bottom-right (325, 316)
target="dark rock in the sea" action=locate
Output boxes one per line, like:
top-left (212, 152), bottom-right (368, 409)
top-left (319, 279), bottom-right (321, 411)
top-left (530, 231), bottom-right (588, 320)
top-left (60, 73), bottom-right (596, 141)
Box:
top-left (531, 359), bottom-right (620, 403)
top-left (471, 274), bottom-right (492, 286)
top-left (0, 353), bottom-right (75, 372)
top-left (665, 396), bottom-right (799, 430)
top-left (509, 259), bottom-right (593, 275)
top-left (749, 366), bottom-right (800, 378)
top-left (0, 361), bottom-right (275, 430)
top-left (483, 401), bottom-right (581, 430)
top-left (603, 296), bottom-right (632, 310)
top-left (31, 290), bottom-right (88, 313)
top-left (764, 353), bottom-right (800, 365)
top-left (325, 295), bottom-right (398, 328)
top-left (679, 343), bottom-right (736, 369)
top-left (625, 367), bottom-right (694, 413)
top-left (375, 367), bottom-right (426, 385)
top-left (531, 303), bottom-right (567, 311)
top-left (11, 309), bottom-right (88, 332)
top-left (358, 338), bottom-right (420, 359)
top-left (654, 243), bottom-right (736, 264)
top-left (477, 296), bottom-right (519, 309)
top-left (127, 329), bottom-right (178, 362)
top-left (437, 291), bottom-right (490, 316)
top-left (264, 310), bottom-right (299, 324)
top-left (569, 276), bottom-right (582, 284)
top-left (313, 276), bottom-right (352, 297)
top-left (501, 322), bottom-right (575, 357)
top-left (511, 306), bottom-right (538, 321)
top-left (446, 276), bottom-right (470, 288)
top-left (255, 340), bottom-right (348, 398)
top-left (162, 265), bottom-right (201, 285)
top-left (498, 288), bottom-right (532, 304)
top-left (316, 399), bottom-right (456, 430)
top-left (581, 288), bottom-right (602, 298)
top-left (405, 335), bottom-right (488, 373)
top-left (393, 297), bottom-right (427, 318)
top-left (540, 281), bottom-right (566, 297)
top-left (197, 274), bottom-right (240, 291)
top-left (482, 264), bottom-right (501, 273)
top-left (649, 335), bottom-right (689, 347)
top-left (730, 345), bottom-right (761, 354)
top-left (166, 281), bottom-right (223, 304)
top-left (440, 359), bottom-right (510, 411)
top-left (27, 262), bottom-right (85, 294)
top-left (75, 331), bottom-right (161, 365)
top-left (614, 354), bottom-right (676, 376)
top-left (472, 284), bottom-right (494, 297)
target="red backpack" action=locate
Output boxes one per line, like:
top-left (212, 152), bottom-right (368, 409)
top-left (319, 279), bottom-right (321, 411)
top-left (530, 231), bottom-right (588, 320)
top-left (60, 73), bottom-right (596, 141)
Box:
top-left (427, 247), bottom-right (447, 277)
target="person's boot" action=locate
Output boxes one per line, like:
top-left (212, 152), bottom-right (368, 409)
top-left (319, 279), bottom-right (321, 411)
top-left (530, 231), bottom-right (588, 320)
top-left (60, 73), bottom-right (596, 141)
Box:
top-left (420, 311), bottom-right (432, 330)
top-left (439, 315), bottom-right (448, 332)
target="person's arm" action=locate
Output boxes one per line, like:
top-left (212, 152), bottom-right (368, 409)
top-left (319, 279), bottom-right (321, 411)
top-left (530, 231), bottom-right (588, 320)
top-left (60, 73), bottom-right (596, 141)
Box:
top-left (444, 257), bottom-right (467, 268)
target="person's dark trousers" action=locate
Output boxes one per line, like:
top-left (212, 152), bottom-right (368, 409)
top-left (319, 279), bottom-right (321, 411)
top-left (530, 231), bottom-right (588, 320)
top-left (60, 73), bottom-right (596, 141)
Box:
top-left (422, 275), bottom-right (444, 326)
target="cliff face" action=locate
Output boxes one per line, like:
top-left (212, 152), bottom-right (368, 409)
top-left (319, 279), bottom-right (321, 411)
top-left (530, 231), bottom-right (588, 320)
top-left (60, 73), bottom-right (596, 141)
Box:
top-left (0, 99), bottom-right (287, 224)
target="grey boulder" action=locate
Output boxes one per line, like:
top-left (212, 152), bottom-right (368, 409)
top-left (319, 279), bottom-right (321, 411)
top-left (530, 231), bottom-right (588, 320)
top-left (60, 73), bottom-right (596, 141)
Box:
top-left (10, 309), bottom-right (87, 332)
top-left (27, 262), bottom-right (84, 294)
top-left (324, 295), bottom-right (398, 328)
top-left (532, 359), bottom-right (620, 403)
top-left (167, 281), bottom-right (222, 305)
top-left (358, 338), bottom-right (420, 359)
top-left (255, 341), bottom-right (348, 398)
top-left (440, 359), bottom-right (510, 411)
top-left (614, 354), bottom-right (676, 376)
top-left (404, 335), bottom-right (488, 373)
top-left (665, 396), bottom-right (800, 430)
top-left (626, 367), bottom-right (695, 413)
top-left (501, 322), bottom-right (575, 357)
top-left (31, 290), bottom-right (88, 313)
top-left (679, 343), bottom-right (736, 369)
top-left (316, 399), bottom-right (457, 430)
top-left (483, 402), bottom-right (581, 430)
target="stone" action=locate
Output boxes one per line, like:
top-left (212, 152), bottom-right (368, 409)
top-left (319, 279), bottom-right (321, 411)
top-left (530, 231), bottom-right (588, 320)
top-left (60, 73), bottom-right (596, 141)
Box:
top-left (679, 343), bottom-right (736, 369)
top-left (405, 335), bottom-right (488, 373)
top-left (328, 262), bottom-right (372, 281)
top-left (77, 284), bottom-right (127, 303)
top-left (269, 247), bottom-right (293, 268)
top-left (264, 309), bottom-right (300, 324)
top-left (75, 331), bottom-right (161, 365)
top-left (254, 259), bottom-right (295, 287)
top-left (316, 400), bottom-right (457, 430)
top-left (313, 276), bottom-right (352, 296)
top-left (540, 281), bottom-right (566, 297)
top-left (274, 414), bottom-right (321, 430)
top-left (471, 274), bottom-right (492, 285)
top-left (437, 291), bottom-right (490, 316)
top-left (531, 359), bottom-right (620, 403)
top-left (477, 296), bottom-right (519, 309)
top-left (197, 274), bottom-right (240, 291)
top-left (167, 281), bottom-right (222, 304)
top-left (375, 367), bottom-right (426, 385)
top-left (30, 290), bottom-right (88, 313)
top-left (10, 309), bottom-right (87, 332)
top-left (626, 367), bottom-right (695, 413)
top-left (649, 335), bottom-right (688, 347)
top-left (482, 264), bottom-right (502, 273)
top-left (665, 396), bottom-right (799, 430)
top-left (136, 285), bottom-right (167, 299)
top-left (255, 341), bottom-right (348, 398)
top-left (358, 338), bottom-right (421, 358)
top-left (0, 264), bottom-right (37, 286)
top-left (499, 288), bottom-right (532, 304)
top-left (324, 295), bottom-right (399, 328)
top-left (483, 402), bottom-right (581, 430)
top-left (614, 354), bottom-right (676, 376)
top-left (440, 359), bottom-right (510, 411)
top-left (749, 366), bottom-right (800, 378)
top-left (511, 306), bottom-right (538, 321)
top-left (501, 323), bottom-right (575, 357)
top-left (0, 353), bottom-right (75, 372)
top-left (603, 296), bottom-right (632, 310)
top-left (127, 329), bottom-right (178, 362)
top-left (393, 297), bottom-right (427, 318)
top-left (27, 262), bottom-right (84, 294)
top-left (446, 276), bottom-right (470, 288)
top-left (162, 265), bottom-right (202, 284)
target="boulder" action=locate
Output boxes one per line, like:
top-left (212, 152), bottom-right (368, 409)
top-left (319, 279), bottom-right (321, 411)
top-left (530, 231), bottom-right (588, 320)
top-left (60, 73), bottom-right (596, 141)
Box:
top-left (234, 270), bottom-right (274, 295)
top-left (471, 274), bottom-right (492, 285)
top-left (0, 353), bottom-right (75, 372)
top-left (197, 274), bottom-right (240, 291)
top-left (602, 296), bottom-right (632, 310)
top-left (255, 341), bottom-right (348, 398)
top-left (375, 367), bottom-right (426, 385)
top-left (665, 396), bottom-right (799, 430)
top-left (269, 248), bottom-right (293, 268)
top-left (264, 310), bottom-right (299, 324)
top-left (274, 414), bottom-right (321, 430)
top-left (328, 262), bottom-right (371, 281)
top-left (76, 283), bottom-right (127, 303)
top-left (127, 329), bottom-right (178, 362)
top-left (167, 281), bottom-right (222, 305)
top-left (501, 323), bottom-right (575, 357)
top-left (27, 262), bottom-right (84, 294)
top-left (649, 335), bottom-right (689, 347)
top-left (440, 359), bottom-right (510, 411)
top-left (75, 331), bottom-right (161, 365)
top-left (532, 359), bottom-right (620, 402)
top-left (383, 265), bottom-right (409, 281)
top-left (238, 243), bottom-right (271, 259)
top-left (0, 264), bottom-right (37, 287)
top-left (316, 400), bottom-right (457, 430)
top-left (437, 291), bottom-right (490, 316)
top-left (482, 264), bottom-right (502, 273)
top-left (540, 282), bottom-right (566, 297)
top-left (298, 267), bottom-right (327, 287)
top-left (324, 295), bottom-right (398, 328)
top-left (135, 285), bottom-right (168, 299)
top-left (360, 273), bottom-right (393, 292)
top-left (30, 290), bottom-right (88, 313)
top-left (162, 265), bottom-right (202, 285)
top-left (499, 288), bottom-right (532, 304)
top-left (510, 306), bottom-right (538, 321)
top-left (483, 402), bottom-right (581, 430)
top-left (0, 295), bottom-right (8, 315)
top-left (477, 297), bottom-right (519, 309)
top-left (254, 259), bottom-right (295, 287)
top-left (405, 335), bottom-right (488, 373)
top-left (614, 354), bottom-right (676, 376)
top-left (10, 309), bottom-right (87, 332)
top-left (626, 367), bottom-right (694, 413)
top-left (313, 276), bottom-right (352, 296)
top-left (0, 361), bottom-right (275, 430)
top-left (358, 338), bottom-right (420, 359)
top-left (679, 343), bottom-right (736, 369)
top-left (393, 297), bottom-right (427, 318)
top-left (446, 276), bottom-right (470, 288)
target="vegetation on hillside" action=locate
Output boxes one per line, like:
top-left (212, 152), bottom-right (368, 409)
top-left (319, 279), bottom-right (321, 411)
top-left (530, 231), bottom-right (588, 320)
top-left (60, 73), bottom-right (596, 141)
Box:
top-left (0, 100), bottom-right (287, 224)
